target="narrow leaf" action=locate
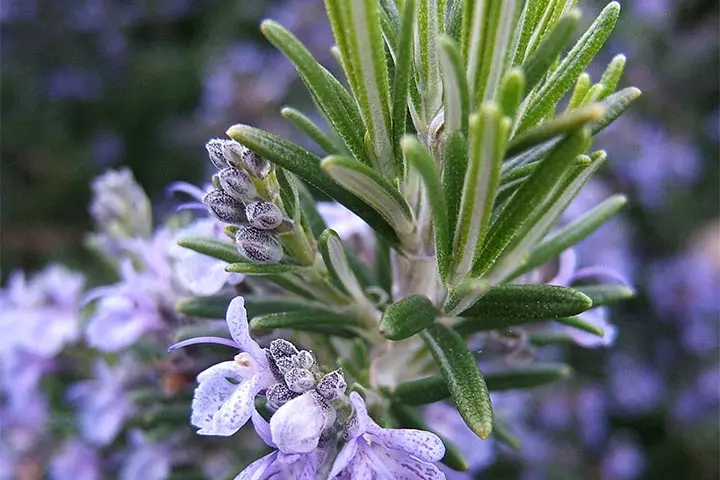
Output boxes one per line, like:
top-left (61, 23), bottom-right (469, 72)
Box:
top-left (438, 35), bottom-right (469, 134)
top-left (403, 135), bottom-right (451, 280)
top-left (421, 323), bottom-right (493, 439)
top-left (321, 155), bottom-right (415, 240)
top-left (506, 104), bottom-right (604, 157)
top-left (177, 236), bottom-right (242, 264)
top-left (519, 194), bottom-right (627, 276)
top-left (472, 129), bottom-right (589, 277)
top-left (380, 294), bottom-right (437, 340)
top-left (556, 315), bottom-right (604, 337)
top-left (574, 284), bottom-right (634, 307)
top-left (227, 125), bottom-right (400, 247)
top-left (250, 309), bottom-right (366, 331)
top-left (319, 229), bottom-right (364, 299)
top-left (591, 87), bottom-right (642, 135)
top-left (499, 68), bottom-right (526, 118)
top-left (281, 107), bottom-right (338, 154)
top-left (598, 54), bottom-right (626, 99)
top-left (492, 419), bottom-right (522, 450)
top-left (176, 295), bottom-right (234, 319)
top-left (566, 72), bottom-right (592, 111)
top-left (225, 263), bottom-right (307, 275)
top-left (518, 2), bottom-right (621, 132)
top-left (415, 0), bottom-right (443, 123)
top-left (479, 0), bottom-right (520, 104)
top-left (520, 9), bottom-right (580, 92)
top-left (443, 130), bottom-right (468, 243)
top-left (391, 0), bottom-right (415, 172)
top-left (452, 107), bottom-right (508, 282)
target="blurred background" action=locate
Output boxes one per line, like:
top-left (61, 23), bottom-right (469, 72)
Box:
top-left (1, 0), bottom-right (718, 478)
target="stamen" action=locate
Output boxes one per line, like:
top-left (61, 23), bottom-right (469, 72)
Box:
top-left (168, 336), bottom-right (240, 352)
top-left (166, 182), bottom-right (207, 201)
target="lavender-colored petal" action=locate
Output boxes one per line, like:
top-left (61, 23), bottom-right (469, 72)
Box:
top-left (168, 336), bottom-right (239, 352)
top-left (548, 249), bottom-right (577, 286)
top-left (369, 427), bottom-right (445, 463)
top-left (175, 202), bottom-right (207, 212)
top-left (569, 308), bottom-right (617, 348)
top-left (233, 451), bottom-right (279, 480)
top-left (328, 438), bottom-right (359, 478)
top-left (370, 443), bottom-right (446, 480)
top-left (175, 253), bottom-right (229, 296)
top-left (191, 362), bottom-right (246, 433)
top-left (166, 181), bottom-right (208, 201)
top-left (571, 266), bottom-right (633, 288)
top-left (85, 299), bottom-right (161, 352)
top-left (226, 297), bottom-right (265, 361)
top-left (207, 375), bottom-right (264, 436)
top-left (347, 391), bottom-right (370, 439)
top-left (251, 411), bottom-right (276, 448)
top-left (270, 392), bottom-right (327, 454)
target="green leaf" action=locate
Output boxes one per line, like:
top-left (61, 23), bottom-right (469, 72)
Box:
top-left (517, 2), bottom-right (620, 133)
top-left (345, 0), bottom-right (395, 176)
top-left (227, 124), bottom-right (400, 247)
top-left (499, 68), bottom-right (526, 118)
top-left (393, 363), bottom-right (572, 404)
top-left (598, 54), bottom-right (626, 100)
top-left (250, 309), bottom-right (366, 331)
top-left (438, 35), bottom-right (469, 134)
top-left (415, 0), bottom-right (443, 123)
top-left (472, 128), bottom-right (588, 277)
top-left (374, 238), bottom-right (393, 296)
top-left (591, 87), bottom-right (642, 135)
top-left (380, 294), bottom-right (437, 340)
top-left (477, 0), bottom-right (521, 104)
top-left (574, 284), bottom-right (634, 307)
top-left (391, 0), bottom-right (415, 173)
top-left (281, 107), bottom-right (338, 154)
top-left (579, 83), bottom-right (605, 106)
top-left (462, 0), bottom-right (489, 103)
top-left (402, 136), bottom-right (451, 280)
top-left (443, 130), bottom-right (468, 244)
top-left (556, 315), bottom-right (604, 337)
top-left (452, 107), bottom-right (509, 283)
top-left (445, 0), bottom-right (463, 42)
top-left (176, 295), bottom-right (234, 318)
top-left (321, 155), bottom-right (415, 242)
top-left (276, 168), bottom-right (300, 221)
top-left (512, 0), bottom-right (543, 66)
top-left (177, 236), bottom-right (242, 264)
top-left (566, 72), bottom-right (592, 111)
top-left (261, 20), bottom-right (368, 164)
top-left (491, 151), bottom-right (606, 281)
top-left (319, 229), bottom-right (364, 299)
top-left (420, 323), bottom-right (493, 439)
top-left (226, 263), bottom-right (307, 275)
top-left (492, 419), bottom-right (521, 450)
top-left (454, 284), bottom-right (593, 333)
top-left (506, 103), bottom-right (604, 157)
top-left (520, 9), bottom-right (580, 92)
top-left (390, 403), bottom-right (469, 472)
top-left (518, 194), bottom-right (627, 277)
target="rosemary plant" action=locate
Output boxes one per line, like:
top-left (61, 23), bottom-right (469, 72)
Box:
top-left (174, 0), bottom-right (639, 476)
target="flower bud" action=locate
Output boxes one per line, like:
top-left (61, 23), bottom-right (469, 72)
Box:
top-left (239, 149), bottom-right (272, 179)
top-left (202, 189), bottom-right (246, 224)
top-left (235, 226), bottom-right (283, 263)
top-left (294, 350), bottom-right (315, 370)
top-left (266, 382), bottom-right (299, 410)
top-left (218, 167), bottom-right (257, 202)
top-left (269, 339), bottom-right (299, 360)
top-left (245, 201), bottom-right (284, 230)
top-left (315, 369), bottom-right (347, 401)
top-left (205, 138), bottom-right (231, 170)
top-left (284, 368), bottom-right (316, 393)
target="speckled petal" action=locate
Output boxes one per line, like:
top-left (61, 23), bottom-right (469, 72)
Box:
top-left (209, 375), bottom-right (264, 436)
top-left (251, 411), bottom-right (275, 448)
top-left (368, 427), bottom-right (445, 463)
top-left (328, 438), bottom-right (358, 478)
top-left (270, 392), bottom-right (327, 454)
top-left (371, 443), bottom-right (446, 480)
top-left (346, 392), bottom-right (370, 439)
top-left (191, 363), bottom-right (244, 433)
top-left (233, 451), bottom-right (279, 480)
top-left (226, 297), bottom-right (265, 361)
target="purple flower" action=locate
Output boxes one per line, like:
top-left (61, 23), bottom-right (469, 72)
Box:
top-left (330, 392), bottom-right (446, 479)
top-left (84, 261), bottom-right (166, 352)
top-left (234, 411), bottom-right (326, 479)
top-left (89, 168), bottom-right (152, 240)
top-left (170, 297), bottom-right (275, 436)
top-left (270, 391), bottom-right (333, 454)
top-left (49, 440), bottom-right (101, 480)
top-left (67, 358), bottom-right (136, 446)
top-left (120, 430), bottom-right (173, 480)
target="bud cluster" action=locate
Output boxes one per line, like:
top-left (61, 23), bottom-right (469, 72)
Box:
top-left (264, 339), bottom-right (347, 413)
top-left (202, 138), bottom-right (291, 263)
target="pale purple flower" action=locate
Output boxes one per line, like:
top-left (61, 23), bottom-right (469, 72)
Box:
top-left (601, 433), bottom-right (647, 480)
top-left (0, 265), bottom-right (84, 358)
top-left (84, 261), bottom-right (166, 352)
top-left (89, 168), bottom-right (152, 239)
top-left (169, 218), bottom-right (240, 295)
top-left (317, 202), bottom-right (372, 243)
top-left (120, 430), bottom-right (173, 480)
top-left (67, 358), bottom-right (136, 446)
top-left (49, 440), bottom-right (102, 480)
top-left (330, 392), bottom-right (446, 479)
top-left (170, 297), bottom-right (275, 436)
top-left (270, 391), bottom-right (333, 454)
top-left (234, 411), bottom-right (326, 479)
top-left (607, 354), bottom-right (665, 415)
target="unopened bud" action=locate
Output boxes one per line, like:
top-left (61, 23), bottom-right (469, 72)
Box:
top-left (205, 138), bottom-right (232, 170)
top-left (269, 339), bottom-right (299, 360)
top-left (315, 369), bottom-right (347, 401)
top-left (246, 201), bottom-right (284, 230)
top-left (266, 382), bottom-right (299, 410)
top-left (218, 167), bottom-right (257, 202)
top-left (203, 189), bottom-right (246, 224)
top-left (294, 350), bottom-right (315, 370)
top-left (235, 226), bottom-right (283, 263)
top-left (239, 149), bottom-right (272, 179)
top-left (284, 368), bottom-right (316, 393)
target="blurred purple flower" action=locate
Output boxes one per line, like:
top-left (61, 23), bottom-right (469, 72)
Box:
top-left (49, 440), bottom-right (102, 480)
top-left (46, 67), bottom-right (103, 101)
top-left (120, 430), bottom-right (173, 480)
top-left (67, 358), bottom-right (137, 446)
top-left (601, 433), bottom-right (647, 480)
top-left (607, 354), bottom-right (665, 415)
